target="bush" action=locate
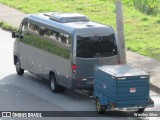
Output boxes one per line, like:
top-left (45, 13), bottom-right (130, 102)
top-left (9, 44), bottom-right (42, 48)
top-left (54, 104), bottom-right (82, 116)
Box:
top-left (0, 21), bottom-right (17, 31)
top-left (133, 0), bottom-right (159, 16)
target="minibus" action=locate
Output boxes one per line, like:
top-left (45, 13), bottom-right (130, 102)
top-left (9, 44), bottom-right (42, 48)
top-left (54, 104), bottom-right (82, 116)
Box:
top-left (12, 12), bottom-right (123, 92)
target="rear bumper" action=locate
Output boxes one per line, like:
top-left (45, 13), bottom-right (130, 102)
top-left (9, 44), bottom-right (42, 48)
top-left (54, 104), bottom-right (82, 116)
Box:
top-left (71, 78), bottom-right (93, 90)
top-left (109, 97), bottom-right (154, 110)
top-left (73, 84), bottom-right (93, 90)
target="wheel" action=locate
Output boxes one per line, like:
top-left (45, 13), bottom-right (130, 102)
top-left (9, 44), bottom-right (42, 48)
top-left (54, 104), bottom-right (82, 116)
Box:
top-left (15, 60), bottom-right (24, 75)
top-left (50, 74), bottom-right (65, 93)
top-left (96, 98), bottom-right (105, 114)
top-left (138, 108), bottom-right (145, 113)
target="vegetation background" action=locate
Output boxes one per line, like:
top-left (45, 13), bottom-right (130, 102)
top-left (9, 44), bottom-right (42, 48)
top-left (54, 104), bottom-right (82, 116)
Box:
top-left (0, 0), bottom-right (160, 60)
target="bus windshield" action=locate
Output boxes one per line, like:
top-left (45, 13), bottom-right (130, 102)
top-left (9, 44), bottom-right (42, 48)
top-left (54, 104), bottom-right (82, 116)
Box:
top-left (77, 34), bottom-right (118, 58)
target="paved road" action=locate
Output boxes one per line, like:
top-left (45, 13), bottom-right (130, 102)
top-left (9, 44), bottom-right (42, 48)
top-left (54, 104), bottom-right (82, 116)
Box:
top-left (0, 29), bottom-right (159, 120)
top-left (0, 3), bottom-right (25, 28)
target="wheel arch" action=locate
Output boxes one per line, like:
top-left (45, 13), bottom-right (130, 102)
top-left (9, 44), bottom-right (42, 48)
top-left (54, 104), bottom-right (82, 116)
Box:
top-left (49, 70), bottom-right (65, 93)
top-left (95, 95), bottom-right (108, 106)
top-left (14, 55), bottom-right (18, 65)
top-left (49, 70), bottom-right (60, 84)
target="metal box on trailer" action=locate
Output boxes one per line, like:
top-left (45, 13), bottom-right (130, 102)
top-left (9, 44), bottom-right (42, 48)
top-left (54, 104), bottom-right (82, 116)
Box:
top-left (94, 64), bottom-right (154, 114)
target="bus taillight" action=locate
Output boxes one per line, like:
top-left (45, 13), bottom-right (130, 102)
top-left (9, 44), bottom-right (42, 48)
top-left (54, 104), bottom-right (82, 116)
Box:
top-left (71, 64), bottom-right (77, 70)
top-left (71, 64), bottom-right (77, 76)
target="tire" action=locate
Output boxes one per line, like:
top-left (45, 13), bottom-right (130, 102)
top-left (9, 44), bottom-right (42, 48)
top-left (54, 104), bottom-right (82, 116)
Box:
top-left (15, 60), bottom-right (24, 75)
top-left (138, 108), bottom-right (145, 113)
top-left (96, 98), bottom-right (105, 114)
top-left (50, 74), bottom-right (65, 93)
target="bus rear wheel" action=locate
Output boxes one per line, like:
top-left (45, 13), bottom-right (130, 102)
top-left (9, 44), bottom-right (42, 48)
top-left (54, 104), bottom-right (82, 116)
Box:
top-left (49, 74), bottom-right (65, 93)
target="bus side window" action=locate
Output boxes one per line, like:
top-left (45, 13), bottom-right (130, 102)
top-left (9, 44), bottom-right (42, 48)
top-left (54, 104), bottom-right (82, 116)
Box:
top-left (59, 33), bottom-right (71, 47)
top-left (49, 31), bottom-right (59, 40)
top-left (39, 27), bottom-right (45, 36)
top-left (20, 22), bottom-right (28, 37)
top-left (41, 27), bottom-right (72, 48)
top-left (44, 29), bottom-right (52, 37)
top-left (29, 23), bottom-right (39, 33)
top-left (61, 36), bottom-right (67, 44)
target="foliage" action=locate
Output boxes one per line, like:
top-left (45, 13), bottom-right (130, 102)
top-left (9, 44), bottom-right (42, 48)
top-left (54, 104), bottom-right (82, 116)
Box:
top-left (132, 0), bottom-right (159, 16)
top-left (0, 21), bottom-right (17, 31)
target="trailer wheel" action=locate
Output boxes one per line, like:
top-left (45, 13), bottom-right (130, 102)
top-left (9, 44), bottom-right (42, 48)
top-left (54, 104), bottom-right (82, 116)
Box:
top-left (96, 98), bottom-right (105, 114)
top-left (50, 74), bottom-right (65, 93)
top-left (138, 108), bottom-right (145, 113)
top-left (15, 60), bottom-right (24, 75)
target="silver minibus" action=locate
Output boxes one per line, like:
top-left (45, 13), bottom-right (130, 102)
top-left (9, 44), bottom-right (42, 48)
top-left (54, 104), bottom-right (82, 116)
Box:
top-left (12, 12), bottom-right (124, 92)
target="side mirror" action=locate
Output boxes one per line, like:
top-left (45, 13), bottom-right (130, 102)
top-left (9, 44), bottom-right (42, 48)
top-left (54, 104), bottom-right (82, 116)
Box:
top-left (12, 31), bottom-right (19, 38)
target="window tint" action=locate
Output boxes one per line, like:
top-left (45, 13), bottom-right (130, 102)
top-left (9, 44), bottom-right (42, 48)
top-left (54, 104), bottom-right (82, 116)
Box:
top-left (18, 22), bottom-right (28, 37)
top-left (20, 22), bottom-right (71, 59)
top-left (77, 34), bottom-right (117, 58)
top-left (43, 29), bottom-right (71, 47)
top-left (29, 23), bottom-right (39, 32)
top-left (21, 22), bottom-right (28, 36)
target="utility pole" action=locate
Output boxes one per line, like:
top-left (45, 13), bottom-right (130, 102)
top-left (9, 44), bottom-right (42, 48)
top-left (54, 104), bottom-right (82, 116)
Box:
top-left (115, 0), bottom-right (126, 64)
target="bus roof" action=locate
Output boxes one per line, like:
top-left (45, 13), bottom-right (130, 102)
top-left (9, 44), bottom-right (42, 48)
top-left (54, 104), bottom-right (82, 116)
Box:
top-left (23, 12), bottom-right (114, 35)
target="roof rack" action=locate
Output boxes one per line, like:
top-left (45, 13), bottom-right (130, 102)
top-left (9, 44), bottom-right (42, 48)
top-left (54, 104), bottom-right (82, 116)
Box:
top-left (44, 12), bottom-right (89, 23)
top-left (44, 12), bottom-right (60, 17)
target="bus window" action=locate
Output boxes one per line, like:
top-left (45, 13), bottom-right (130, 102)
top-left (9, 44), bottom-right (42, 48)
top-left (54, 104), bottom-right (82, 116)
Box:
top-left (29, 23), bottom-right (39, 33)
top-left (20, 22), bottom-right (28, 37)
top-left (77, 34), bottom-right (118, 58)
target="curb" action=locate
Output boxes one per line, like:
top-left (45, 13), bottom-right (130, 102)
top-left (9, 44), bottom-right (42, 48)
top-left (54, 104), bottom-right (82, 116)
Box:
top-left (150, 84), bottom-right (160, 94)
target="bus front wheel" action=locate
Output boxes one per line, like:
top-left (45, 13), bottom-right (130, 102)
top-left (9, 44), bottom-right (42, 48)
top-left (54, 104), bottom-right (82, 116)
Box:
top-left (15, 60), bottom-right (24, 75)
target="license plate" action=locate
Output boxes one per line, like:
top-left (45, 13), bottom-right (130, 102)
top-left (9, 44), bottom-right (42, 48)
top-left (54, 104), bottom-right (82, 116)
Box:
top-left (87, 79), bottom-right (93, 84)
top-left (130, 88), bottom-right (136, 93)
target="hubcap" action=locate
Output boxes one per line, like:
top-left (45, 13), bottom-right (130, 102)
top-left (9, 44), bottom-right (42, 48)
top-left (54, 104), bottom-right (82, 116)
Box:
top-left (51, 77), bottom-right (55, 90)
top-left (16, 62), bottom-right (20, 72)
top-left (96, 100), bottom-right (101, 111)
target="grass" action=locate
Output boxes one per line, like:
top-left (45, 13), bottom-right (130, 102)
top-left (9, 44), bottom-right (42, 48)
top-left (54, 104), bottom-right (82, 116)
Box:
top-left (0, 21), bottom-right (17, 31)
top-left (0, 0), bottom-right (160, 60)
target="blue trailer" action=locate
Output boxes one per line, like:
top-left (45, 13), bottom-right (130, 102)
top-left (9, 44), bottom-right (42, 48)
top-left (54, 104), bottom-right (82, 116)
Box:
top-left (94, 64), bottom-right (154, 114)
